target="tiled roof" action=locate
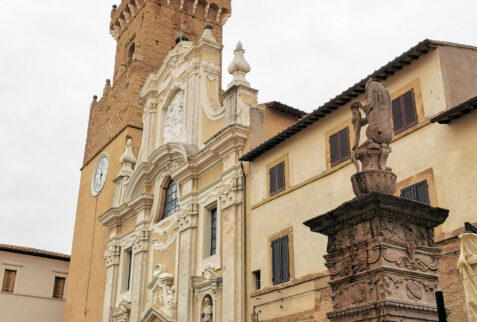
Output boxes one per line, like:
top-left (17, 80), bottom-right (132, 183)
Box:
top-left (431, 95), bottom-right (477, 124)
top-left (0, 244), bottom-right (70, 261)
top-left (240, 39), bottom-right (477, 162)
top-left (264, 101), bottom-right (307, 119)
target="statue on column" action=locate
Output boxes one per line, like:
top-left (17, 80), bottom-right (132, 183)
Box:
top-left (350, 78), bottom-right (396, 196)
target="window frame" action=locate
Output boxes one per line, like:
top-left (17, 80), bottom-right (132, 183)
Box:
top-left (392, 89), bottom-right (418, 135)
top-left (266, 154), bottom-right (289, 198)
top-left (268, 227), bottom-right (294, 287)
top-left (52, 276), bottom-right (66, 299)
top-left (329, 126), bottom-right (351, 168)
top-left (1, 269), bottom-right (16, 293)
top-left (162, 179), bottom-right (180, 220)
top-left (209, 207), bottom-right (218, 256)
top-left (120, 247), bottom-right (133, 293)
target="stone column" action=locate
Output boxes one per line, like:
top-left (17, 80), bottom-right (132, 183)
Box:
top-left (304, 193), bottom-right (448, 322)
top-left (129, 228), bottom-right (149, 322)
top-left (102, 242), bottom-right (121, 322)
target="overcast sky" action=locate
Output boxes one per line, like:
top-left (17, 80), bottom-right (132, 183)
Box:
top-left (1, 0), bottom-right (476, 254)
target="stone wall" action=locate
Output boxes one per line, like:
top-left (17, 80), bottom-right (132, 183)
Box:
top-left (83, 0), bottom-right (230, 166)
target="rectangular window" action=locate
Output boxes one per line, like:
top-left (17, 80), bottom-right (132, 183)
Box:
top-left (392, 89), bottom-right (418, 135)
top-left (269, 161), bottom-right (285, 196)
top-left (2, 269), bottom-right (16, 293)
top-left (253, 270), bottom-right (261, 290)
top-left (122, 248), bottom-right (133, 292)
top-left (271, 236), bottom-right (290, 285)
top-left (329, 127), bottom-right (350, 167)
top-left (210, 208), bottom-right (217, 256)
top-left (400, 180), bottom-right (430, 205)
top-left (52, 276), bottom-right (66, 299)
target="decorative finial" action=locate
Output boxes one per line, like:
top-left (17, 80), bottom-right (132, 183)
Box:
top-left (119, 138), bottom-right (137, 176)
top-left (227, 41), bottom-right (251, 88)
top-left (199, 20), bottom-right (217, 43)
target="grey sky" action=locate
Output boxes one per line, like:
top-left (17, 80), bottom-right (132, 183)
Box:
top-left (1, 0), bottom-right (476, 254)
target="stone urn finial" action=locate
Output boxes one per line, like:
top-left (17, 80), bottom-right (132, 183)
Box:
top-left (227, 41), bottom-right (251, 88)
top-left (350, 78), bottom-right (396, 196)
top-left (119, 138), bottom-right (137, 176)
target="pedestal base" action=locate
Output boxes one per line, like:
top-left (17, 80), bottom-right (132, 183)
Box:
top-left (351, 170), bottom-right (396, 196)
top-left (304, 193), bottom-right (448, 322)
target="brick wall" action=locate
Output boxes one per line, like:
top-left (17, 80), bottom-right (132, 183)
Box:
top-left (83, 0), bottom-right (230, 165)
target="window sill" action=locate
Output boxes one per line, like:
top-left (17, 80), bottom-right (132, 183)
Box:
top-left (251, 271), bottom-right (329, 298)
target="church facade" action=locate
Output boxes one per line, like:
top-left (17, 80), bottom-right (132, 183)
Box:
top-left (64, 1), bottom-right (477, 321)
top-left (64, 1), bottom-right (298, 321)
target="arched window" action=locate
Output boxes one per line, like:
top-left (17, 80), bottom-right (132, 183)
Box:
top-left (162, 180), bottom-right (180, 219)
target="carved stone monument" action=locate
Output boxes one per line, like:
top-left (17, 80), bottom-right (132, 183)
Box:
top-left (304, 80), bottom-right (449, 321)
top-left (305, 193), bottom-right (448, 321)
top-left (350, 78), bottom-right (396, 196)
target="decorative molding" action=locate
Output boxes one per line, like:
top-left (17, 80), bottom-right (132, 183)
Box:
top-left (99, 193), bottom-right (154, 229)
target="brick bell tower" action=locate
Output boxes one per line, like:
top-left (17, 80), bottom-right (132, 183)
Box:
top-left (84, 0), bottom-right (232, 166)
top-left (65, 1), bottom-right (231, 321)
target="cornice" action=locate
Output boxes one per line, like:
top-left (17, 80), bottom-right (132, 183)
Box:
top-left (99, 193), bottom-right (154, 229)
top-left (205, 124), bottom-right (250, 158)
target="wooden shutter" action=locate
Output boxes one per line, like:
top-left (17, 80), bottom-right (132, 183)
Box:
top-left (329, 132), bottom-right (340, 166)
top-left (271, 239), bottom-right (281, 285)
top-left (415, 180), bottom-right (430, 205)
top-left (401, 180), bottom-right (430, 205)
top-left (392, 90), bottom-right (418, 135)
top-left (400, 186), bottom-right (415, 201)
top-left (280, 236), bottom-right (290, 283)
top-left (330, 128), bottom-right (350, 167)
top-left (403, 91), bottom-right (418, 127)
top-left (339, 128), bottom-right (350, 161)
top-left (2, 270), bottom-right (16, 293)
top-left (392, 98), bottom-right (405, 134)
top-left (269, 166), bottom-right (277, 195)
top-left (276, 162), bottom-right (285, 193)
top-left (270, 162), bottom-right (285, 196)
top-left (53, 277), bottom-right (66, 298)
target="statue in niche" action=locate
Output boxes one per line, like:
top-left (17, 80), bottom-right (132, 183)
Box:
top-left (350, 78), bottom-right (397, 196)
top-left (163, 90), bottom-right (185, 144)
top-left (200, 296), bottom-right (213, 322)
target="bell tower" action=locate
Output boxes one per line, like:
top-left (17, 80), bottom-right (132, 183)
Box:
top-left (65, 1), bottom-right (231, 321)
top-left (84, 0), bottom-right (231, 166)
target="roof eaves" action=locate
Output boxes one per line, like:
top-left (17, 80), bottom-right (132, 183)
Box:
top-left (240, 39), bottom-right (441, 162)
top-left (264, 101), bottom-right (307, 119)
top-left (0, 244), bottom-right (71, 261)
top-left (431, 95), bottom-right (477, 124)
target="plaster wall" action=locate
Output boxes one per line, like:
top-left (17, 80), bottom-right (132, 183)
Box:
top-left (248, 48), bottom-right (476, 321)
top-left (439, 45), bottom-right (477, 108)
top-left (0, 251), bottom-right (69, 322)
top-left (64, 127), bottom-right (142, 322)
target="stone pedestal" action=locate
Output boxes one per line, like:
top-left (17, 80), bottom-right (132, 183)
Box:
top-left (304, 193), bottom-right (448, 322)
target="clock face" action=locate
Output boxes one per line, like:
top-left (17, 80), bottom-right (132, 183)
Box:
top-left (92, 155), bottom-right (109, 195)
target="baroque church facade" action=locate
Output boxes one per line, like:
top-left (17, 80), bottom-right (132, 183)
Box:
top-left (65, 0), bottom-right (477, 321)
top-left (64, 1), bottom-right (297, 321)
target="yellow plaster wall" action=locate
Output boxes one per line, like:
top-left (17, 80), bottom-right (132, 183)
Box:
top-left (197, 164), bottom-right (223, 191)
top-left (64, 127), bottom-right (142, 322)
top-left (248, 48), bottom-right (475, 306)
top-left (201, 111), bottom-right (225, 144)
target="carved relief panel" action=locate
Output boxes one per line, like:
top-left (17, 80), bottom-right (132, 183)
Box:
top-left (163, 90), bottom-right (185, 144)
